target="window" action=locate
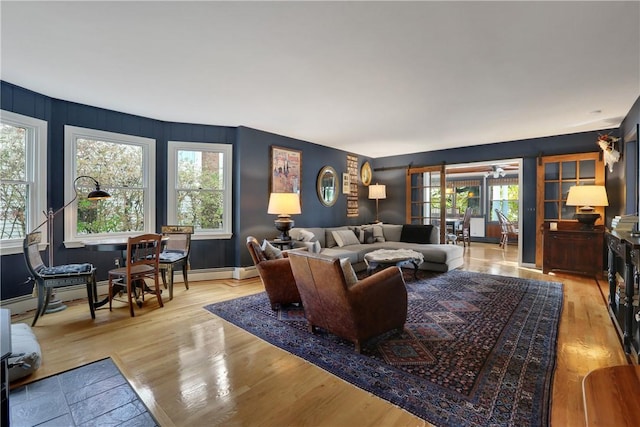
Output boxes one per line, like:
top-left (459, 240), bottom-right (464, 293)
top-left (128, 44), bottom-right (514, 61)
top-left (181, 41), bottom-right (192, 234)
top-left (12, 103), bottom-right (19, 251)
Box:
top-left (488, 177), bottom-right (519, 222)
top-left (64, 126), bottom-right (156, 246)
top-left (167, 141), bottom-right (232, 239)
top-left (0, 111), bottom-right (47, 255)
top-left (446, 180), bottom-right (481, 216)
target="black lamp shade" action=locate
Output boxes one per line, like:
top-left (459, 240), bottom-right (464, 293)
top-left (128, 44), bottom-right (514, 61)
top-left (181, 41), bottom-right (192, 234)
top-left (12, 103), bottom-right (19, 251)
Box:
top-left (87, 188), bottom-right (111, 200)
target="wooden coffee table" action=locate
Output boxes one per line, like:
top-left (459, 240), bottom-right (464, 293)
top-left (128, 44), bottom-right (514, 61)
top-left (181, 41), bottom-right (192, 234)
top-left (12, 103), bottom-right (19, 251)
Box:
top-left (364, 249), bottom-right (424, 280)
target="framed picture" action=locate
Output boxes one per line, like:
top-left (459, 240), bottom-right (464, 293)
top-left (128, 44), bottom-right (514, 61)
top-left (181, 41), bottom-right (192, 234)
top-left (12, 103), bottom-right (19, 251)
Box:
top-left (270, 146), bottom-right (302, 193)
top-left (342, 173), bottom-right (350, 194)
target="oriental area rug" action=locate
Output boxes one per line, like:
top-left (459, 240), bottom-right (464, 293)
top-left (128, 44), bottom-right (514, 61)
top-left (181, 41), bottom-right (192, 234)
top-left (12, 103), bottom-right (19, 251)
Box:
top-left (205, 270), bottom-right (563, 427)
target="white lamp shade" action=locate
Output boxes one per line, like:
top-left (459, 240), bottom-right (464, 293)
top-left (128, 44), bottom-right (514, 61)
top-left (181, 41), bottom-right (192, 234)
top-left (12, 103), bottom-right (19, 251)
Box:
top-left (566, 185), bottom-right (609, 210)
top-left (267, 192), bottom-right (301, 215)
top-left (368, 184), bottom-right (387, 200)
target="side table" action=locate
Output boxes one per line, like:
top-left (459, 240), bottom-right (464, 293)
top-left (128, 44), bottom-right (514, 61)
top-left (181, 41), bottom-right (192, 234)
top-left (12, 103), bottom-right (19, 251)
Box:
top-left (269, 239), bottom-right (294, 250)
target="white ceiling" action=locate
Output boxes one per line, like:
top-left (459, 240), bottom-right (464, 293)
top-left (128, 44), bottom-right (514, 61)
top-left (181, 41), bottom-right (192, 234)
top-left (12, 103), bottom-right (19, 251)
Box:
top-left (1, 1), bottom-right (639, 158)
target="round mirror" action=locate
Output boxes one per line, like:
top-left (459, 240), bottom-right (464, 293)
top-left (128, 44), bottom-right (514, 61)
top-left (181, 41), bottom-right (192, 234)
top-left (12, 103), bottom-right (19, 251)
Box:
top-left (317, 166), bottom-right (339, 207)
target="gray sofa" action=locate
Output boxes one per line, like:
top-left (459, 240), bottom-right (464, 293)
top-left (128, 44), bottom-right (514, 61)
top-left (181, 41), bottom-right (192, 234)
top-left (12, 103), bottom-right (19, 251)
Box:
top-left (288, 223), bottom-right (464, 273)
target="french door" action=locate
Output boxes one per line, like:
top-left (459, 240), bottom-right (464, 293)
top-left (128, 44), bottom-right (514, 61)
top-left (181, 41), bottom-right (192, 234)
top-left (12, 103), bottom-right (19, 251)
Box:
top-left (406, 165), bottom-right (446, 243)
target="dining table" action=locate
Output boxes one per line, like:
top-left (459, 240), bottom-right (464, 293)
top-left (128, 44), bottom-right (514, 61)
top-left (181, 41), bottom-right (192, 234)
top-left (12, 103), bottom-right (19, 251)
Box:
top-left (84, 236), bottom-right (168, 308)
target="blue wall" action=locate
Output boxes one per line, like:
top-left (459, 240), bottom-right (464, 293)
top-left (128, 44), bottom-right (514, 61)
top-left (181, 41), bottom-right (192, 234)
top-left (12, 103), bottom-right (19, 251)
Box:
top-left (0, 81), bottom-right (374, 299)
top-left (1, 80), bottom-right (637, 300)
top-left (370, 130), bottom-right (623, 264)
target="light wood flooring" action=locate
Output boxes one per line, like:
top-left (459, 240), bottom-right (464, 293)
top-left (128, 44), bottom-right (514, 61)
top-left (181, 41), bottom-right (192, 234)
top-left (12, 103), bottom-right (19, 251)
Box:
top-left (9, 243), bottom-right (632, 426)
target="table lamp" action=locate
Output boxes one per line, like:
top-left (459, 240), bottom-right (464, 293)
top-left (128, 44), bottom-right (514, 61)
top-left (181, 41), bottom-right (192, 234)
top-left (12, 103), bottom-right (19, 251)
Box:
top-left (267, 192), bottom-right (301, 241)
top-left (368, 183), bottom-right (386, 223)
top-left (566, 185), bottom-right (608, 229)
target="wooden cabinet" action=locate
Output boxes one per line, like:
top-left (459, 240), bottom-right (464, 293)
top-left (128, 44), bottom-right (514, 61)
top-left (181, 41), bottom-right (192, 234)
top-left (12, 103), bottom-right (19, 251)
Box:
top-left (542, 222), bottom-right (604, 277)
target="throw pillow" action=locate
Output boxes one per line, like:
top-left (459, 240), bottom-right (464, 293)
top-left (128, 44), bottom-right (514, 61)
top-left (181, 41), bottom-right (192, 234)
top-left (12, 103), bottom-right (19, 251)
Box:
top-left (298, 228), bottom-right (316, 242)
top-left (311, 240), bottom-right (321, 253)
top-left (261, 240), bottom-right (283, 260)
top-left (362, 224), bottom-right (385, 242)
top-left (332, 229), bottom-right (360, 247)
top-left (340, 258), bottom-right (358, 288)
top-left (361, 228), bottom-right (375, 244)
top-left (400, 224), bottom-right (434, 244)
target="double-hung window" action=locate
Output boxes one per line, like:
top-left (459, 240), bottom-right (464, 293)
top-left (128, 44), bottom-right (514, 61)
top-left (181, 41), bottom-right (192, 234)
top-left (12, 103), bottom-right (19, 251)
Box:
top-left (167, 141), bottom-right (232, 239)
top-left (64, 126), bottom-right (156, 246)
top-left (0, 111), bottom-right (47, 255)
top-left (488, 177), bottom-right (519, 222)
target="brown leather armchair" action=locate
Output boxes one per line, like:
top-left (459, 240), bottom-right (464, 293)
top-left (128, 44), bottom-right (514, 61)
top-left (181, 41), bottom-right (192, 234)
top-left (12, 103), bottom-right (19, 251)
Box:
top-left (246, 236), bottom-right (301, 310)
top-left (287, 250), bottom-right (407, 353)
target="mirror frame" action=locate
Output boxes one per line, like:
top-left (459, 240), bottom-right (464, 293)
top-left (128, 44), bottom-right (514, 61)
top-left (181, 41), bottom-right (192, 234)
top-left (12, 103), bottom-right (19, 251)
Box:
top-left (317, 166), bottom-right (339, 207)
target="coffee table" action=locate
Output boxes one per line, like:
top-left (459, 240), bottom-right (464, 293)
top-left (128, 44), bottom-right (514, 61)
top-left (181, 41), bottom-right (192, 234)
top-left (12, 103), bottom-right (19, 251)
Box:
top-left (364, 249), bottom-right (424, 280)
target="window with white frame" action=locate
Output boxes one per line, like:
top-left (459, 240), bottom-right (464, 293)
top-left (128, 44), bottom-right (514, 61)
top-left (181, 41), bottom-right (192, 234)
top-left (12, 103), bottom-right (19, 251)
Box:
top-left (167, 141), bottom-right (232, 238)
top-left (0, 110), bottom-right (47, 255)
top-left (64, 126), bottom-right (156, 246)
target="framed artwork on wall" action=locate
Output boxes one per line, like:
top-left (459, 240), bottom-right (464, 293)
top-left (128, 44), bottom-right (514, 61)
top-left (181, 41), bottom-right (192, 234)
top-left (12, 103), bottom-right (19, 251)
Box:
top-left (342, 173), bottom-right (350, 194)
top-left (270, 146), bottom-right (301, 193)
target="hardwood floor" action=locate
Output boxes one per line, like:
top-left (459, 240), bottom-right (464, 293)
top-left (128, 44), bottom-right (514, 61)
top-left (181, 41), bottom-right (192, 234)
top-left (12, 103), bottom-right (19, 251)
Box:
top-left (9, 243), bottom-right (632, 426)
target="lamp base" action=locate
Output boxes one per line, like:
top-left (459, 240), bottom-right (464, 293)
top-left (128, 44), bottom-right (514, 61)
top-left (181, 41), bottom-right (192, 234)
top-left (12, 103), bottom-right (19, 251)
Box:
top-left (574, 213), bottom-right (600, 230)
top-left (274, 216), bottom-right (294, 241)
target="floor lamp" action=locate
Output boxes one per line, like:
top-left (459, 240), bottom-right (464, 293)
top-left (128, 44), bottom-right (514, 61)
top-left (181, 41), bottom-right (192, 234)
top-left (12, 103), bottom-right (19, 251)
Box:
top-left (32, 175), bottom-right (111, 312)
top-left (368, 183), bottom-right (386, 223)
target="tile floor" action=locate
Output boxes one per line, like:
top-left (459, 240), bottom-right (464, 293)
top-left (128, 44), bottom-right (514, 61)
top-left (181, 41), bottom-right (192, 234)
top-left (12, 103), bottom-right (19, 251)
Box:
top-left (10, 358), bottom-right (157, 426)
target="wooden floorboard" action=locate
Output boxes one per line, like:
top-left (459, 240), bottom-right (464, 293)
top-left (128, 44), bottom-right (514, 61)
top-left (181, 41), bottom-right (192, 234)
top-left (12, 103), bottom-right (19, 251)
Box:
top-left (9, 243), bottom-right (631, 426)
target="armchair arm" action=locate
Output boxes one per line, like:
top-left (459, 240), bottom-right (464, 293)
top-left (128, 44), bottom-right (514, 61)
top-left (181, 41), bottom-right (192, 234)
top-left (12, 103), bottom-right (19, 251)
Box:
top-left (348, 267), bottom-right (407, 316)
top-left (256, 257), bottom-right (293, 281)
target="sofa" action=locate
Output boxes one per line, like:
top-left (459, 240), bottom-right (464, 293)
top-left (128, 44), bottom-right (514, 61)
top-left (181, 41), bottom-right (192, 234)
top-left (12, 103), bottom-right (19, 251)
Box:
top-left (288, 223), bottom-right (464, 273)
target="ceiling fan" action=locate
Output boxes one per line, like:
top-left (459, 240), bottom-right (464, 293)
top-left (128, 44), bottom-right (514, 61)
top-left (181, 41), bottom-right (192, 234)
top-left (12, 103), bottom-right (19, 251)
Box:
top-left (485, 165), bottom-right (506, 178)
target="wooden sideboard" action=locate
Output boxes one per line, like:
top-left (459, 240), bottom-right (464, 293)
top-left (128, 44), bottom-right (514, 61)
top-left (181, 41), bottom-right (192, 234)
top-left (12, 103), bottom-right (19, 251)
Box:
top-left (605, 230), bottom-right (640, 361)
top-left (542, 222), bottom-right (604, 277)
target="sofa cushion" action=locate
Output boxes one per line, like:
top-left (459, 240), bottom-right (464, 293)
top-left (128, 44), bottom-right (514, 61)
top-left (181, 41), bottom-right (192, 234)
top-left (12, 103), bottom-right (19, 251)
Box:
top-left (400, 224), bottom-right (434, 244)
top-left (332, 229), bottom-right (360, 247)
top-left (293, 240), bottom-right (321, 253)
top-left (382, 224), bottom-right (403, 242)
top-left (261, 240), bottom-right (283, 260)
top-left (320, 247), bottom-right (360, 264)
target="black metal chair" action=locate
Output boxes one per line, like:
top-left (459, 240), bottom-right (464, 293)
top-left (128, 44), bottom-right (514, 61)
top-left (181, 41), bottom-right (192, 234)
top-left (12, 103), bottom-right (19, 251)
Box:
top-left (159, 225), bottom-right (194, 300)
top-left (23, 231), bottom-right (96, 326)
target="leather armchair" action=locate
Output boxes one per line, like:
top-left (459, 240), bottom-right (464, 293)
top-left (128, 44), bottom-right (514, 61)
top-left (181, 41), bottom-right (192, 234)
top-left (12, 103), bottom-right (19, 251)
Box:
top-left (287, 250), bottom-right (407, 353)
top-left (246, 236), bottom-right (301, 310)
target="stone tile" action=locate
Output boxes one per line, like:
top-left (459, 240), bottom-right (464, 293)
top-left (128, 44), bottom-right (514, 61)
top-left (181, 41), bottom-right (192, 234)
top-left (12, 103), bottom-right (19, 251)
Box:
top-left (10, 390), bottom-right (69, 426)
top-left (10, 358), bottom-right (156, 427)
top-left (70, 383), bottom-right (138, 424)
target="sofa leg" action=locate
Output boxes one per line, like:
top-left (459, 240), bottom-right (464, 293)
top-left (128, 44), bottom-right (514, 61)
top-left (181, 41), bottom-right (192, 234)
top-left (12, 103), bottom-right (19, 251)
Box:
top-left (354, 341), bottom-right (362, 353)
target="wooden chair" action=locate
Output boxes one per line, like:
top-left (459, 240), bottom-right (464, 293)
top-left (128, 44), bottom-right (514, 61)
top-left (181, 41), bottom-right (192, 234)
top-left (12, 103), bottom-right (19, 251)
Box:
top-left (23, 231), bottom-right (96, 326)
top-left (108, 234), bottom-right (163, 317)
top-left (159, 225), bottom-right (194, 300)
top-left (496, 209), bottom-right (519, 247)
top-left (456, 207), bottom-right (473, 247)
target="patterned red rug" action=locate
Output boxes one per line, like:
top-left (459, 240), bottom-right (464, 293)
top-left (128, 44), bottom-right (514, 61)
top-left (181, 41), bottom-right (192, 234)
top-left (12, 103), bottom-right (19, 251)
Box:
top-left (205, 270), bottom-right (562, 427)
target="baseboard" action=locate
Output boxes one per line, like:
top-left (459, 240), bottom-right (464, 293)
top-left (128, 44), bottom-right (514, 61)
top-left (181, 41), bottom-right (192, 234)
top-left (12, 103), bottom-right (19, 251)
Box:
top-left (1, 266), bottom-right (257, 315)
